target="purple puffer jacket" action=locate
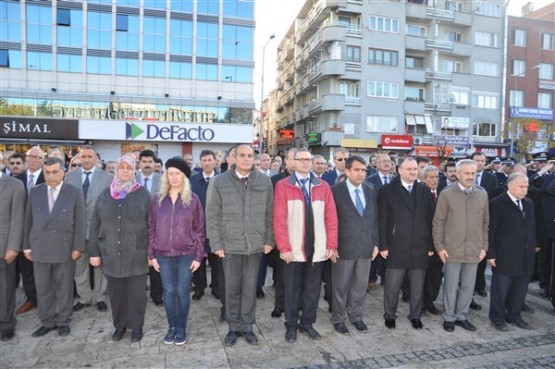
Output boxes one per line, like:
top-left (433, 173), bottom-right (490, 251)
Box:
top-left (148, 192), bottom-right (206, 262)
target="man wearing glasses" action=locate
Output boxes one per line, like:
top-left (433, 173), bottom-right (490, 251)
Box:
top-left (322, 147), bottom-right (349, 186)
top-left (15, 146), bottom-right (46, 315)
top-left (8, 153), bottom-right (26, 177)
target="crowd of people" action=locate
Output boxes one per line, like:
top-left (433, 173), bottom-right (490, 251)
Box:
top-left (0, 144), bottom-right (554, 347)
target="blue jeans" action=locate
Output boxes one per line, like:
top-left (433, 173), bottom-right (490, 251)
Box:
top-left (158, 255), bottom-right (194, 331)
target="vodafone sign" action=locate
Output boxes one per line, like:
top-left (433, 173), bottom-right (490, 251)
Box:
top-left (381, 134), bottom-right (413, 150)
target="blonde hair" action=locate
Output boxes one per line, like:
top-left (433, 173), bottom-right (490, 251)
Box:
top-left (158, 169), bottom-right (193, 206)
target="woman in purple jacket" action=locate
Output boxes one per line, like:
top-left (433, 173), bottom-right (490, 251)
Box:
top-left (148, 157), bottom-right (206, 345)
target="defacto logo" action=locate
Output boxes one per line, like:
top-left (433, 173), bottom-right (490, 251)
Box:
top-left (126, 122), bottom-right (145, 140)
top-left (145, 124), bottom-right (215, 141)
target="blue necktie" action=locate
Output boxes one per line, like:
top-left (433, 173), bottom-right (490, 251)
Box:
top-left (299, 178), bottom-right (310, 206)
top-left (83, 172), bottom-right (91, 199)
top-left (407, 185), bottom-right (413, 193)
top-left (355, 188), bottom-right (364, 216)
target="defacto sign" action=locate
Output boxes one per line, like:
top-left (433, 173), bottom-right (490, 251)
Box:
top-left (79, 120), bottom-right (252, 143)
top-left (381, 134), bottom-right (413, 150)
top-left (1, 116), bottom-right (78, 139)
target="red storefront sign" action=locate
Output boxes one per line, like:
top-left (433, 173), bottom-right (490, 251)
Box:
top-left (381, 134), bottom-right (413, 150)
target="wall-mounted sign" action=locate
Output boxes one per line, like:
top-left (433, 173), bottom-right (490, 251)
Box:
top-left (279, 129), bottom-right (295, 138)
top-left (1, 116), bottom-right (78, 139)
top-left (510, 107), bottom-right (553, 121)
top-left (433, 135), bottom-right (469, 147)
top-left (381, 134), bottom-right (413, 150)
top-left (441, 116), bottom-right (469, 129)
top-left (306, 132), bottom-right (321, 144)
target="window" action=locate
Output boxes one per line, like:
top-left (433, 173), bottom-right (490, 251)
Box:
top-left (406, 56), bottom-right (423, 69)
top-left (0, 1), bottom-right (21, 42)
top-left (542, 33), bottom-right (554, 50)
top-left (222, 65), bottom-right (253, 83)
top-left (170, 1), bottom-right (193, 12)
top-left (473, 61), bottom-right (498, 76)
top-left (443, 60), bottom-right (462, 73)
top-left (369, 16), bottom-right (399, 33)
top-left (169, 62), bottom-right (192, 79)
top-left (475, 31), bottom-right (498, 47)
top-left (144, 0), bottom-right (167, 9)
top-left (115, 57), bottom-right (138, 76)
top-left (222, 25), bottom-right (253, 61)
top-left (27, 51), bottom-right (52, 71)
top-left (197, 0), bottom-right (219, 15)
top-left (0, 49), bottom-right (7, 67)
top-left (445, 1), bottom-right (463, 11)
top-left (446, 31), bottom-right (462, 42)
top-left (405, 115), bottom-right (429, 134)
top-left (143, 17), bottom-right (166, 54)
top-left (57, 9), bottom-right (82, 47)
top-left (405, 86), bottom-right (424, 101)
top-left (451, 88), bottom-right (469, 105)
top-left (88, 12), bottom-right (111, 49)
top-left (196, 63), bottom-right (217, 80)
top-left (475, 1), bottom-right (501, 17)
top-left (512, 60), bottom-right (525, 76)
top-left (538, 93), bottom-right (552, 109)
top-left (143, 60), bottom-right (165, 78)
top-left (366, 116), bottom-right (398, 133)
top-left (116, 15), bottom-right (139, 51)
top-left (513, 29), bottom-right (526, 47)
top-left (196, 22), bottom-right (218, 58)
top-left (0, 49), bottom-right (20, 68)
top-left (367, 81), bottom-right (399, 99)
top-left (406, 24), bottom-right (426, 37)
top-left (340, 81), bottom-right (360, 98)
top-left (57, 54), bottom-right (82, 73)
top-left (368, 48), bottom-right (398, 66)
top-left (509, 90), bottom-right (524, 107)
top-left (472, 93), bottom-right (498, 109)
top-left (170, 20), bottom-right (193, 55)
top-left (223, 0), bottom-right (254, 19)
top-left (539, 63), bottom-right (554, 80)
top-left (346, 46), bottom-right (361, 63)
top-left (87, 56), bottom-right (111, 74)
top-left (27, 5), bottom-right (52, 45)
top-left (473, 122), bottom-right (497, 137)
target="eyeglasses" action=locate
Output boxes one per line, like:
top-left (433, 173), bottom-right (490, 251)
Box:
top-left (71, 163), bottom-right (82, 167)
top-left (294, 158), bottom-right (312, 163)
top-left (335, 158), bottom-right (347, 162)
top-left (26, 155), bottom-right (44, 160)
top-left (9, 162), bottom-right (22, 166)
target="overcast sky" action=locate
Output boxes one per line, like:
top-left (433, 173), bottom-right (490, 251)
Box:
top-left (252, 0), bottom-right (554, 109)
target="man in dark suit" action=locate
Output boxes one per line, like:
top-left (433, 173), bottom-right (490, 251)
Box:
top-left (190, 150), bottom-right (220, 301)
top-left (15, 146), bottom-right (46, 315)
top-left (331, 156), bottom-right (379, 335)
top-left (321, 147), bottom-right (349, 186)
top-left (23, 158), bottom-right (86, 337)
top-left (471, 152), bottom-right (499, 299)
top-left (542, 170), bottom-right (555, 308)
top-left (65, 145), bottom-right (113, 312)
top-left (7, 153), bottom-right (26, 177)
top-left (488, 172), bottom-right (537, 331)
top-left (366, 153), bottom-right (393, 290)
top-left (378, 157), bottom-right (434, 330)
top-left (0, 173), bottom-right (26, 341)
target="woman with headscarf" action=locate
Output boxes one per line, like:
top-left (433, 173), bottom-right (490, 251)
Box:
top-left (88, 154), bottom-right (151, 343)
top-left (148, 157), bottom-right (206, 346)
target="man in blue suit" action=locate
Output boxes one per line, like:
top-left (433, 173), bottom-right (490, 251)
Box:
top-left (322, 148), bottom-right (349, 186)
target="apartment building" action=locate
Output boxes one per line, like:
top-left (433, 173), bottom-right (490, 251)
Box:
top-left (269, 0), bottom-right (506, 161)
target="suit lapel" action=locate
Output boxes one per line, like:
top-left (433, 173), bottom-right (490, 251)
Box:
top-left (0, 176), bottom-right (7, 196)
top-left (394, 182), bottom-right (414, 211)
top-left (48, 184), bottom-right (71, 220)
top-left (340, 182), bottom-right (361, 216)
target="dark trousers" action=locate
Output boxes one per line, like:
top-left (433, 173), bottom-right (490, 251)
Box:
top-left (222, 253), bottom-right (261, 332)
top-left (0, 260), bottom-right (17, 331)
top-left (475, 258), bottom-right (488, 292)
top-left (283, 261), bottom-right (323, 330)
top-left (539, 237), bottom-right (553, 289)
top-left (489, 272), bottom-right (529, 323)
top-left (322, 260), bottom-right (332, 306)
top-left (149, 266), bottom-right (162, 302)
top-left (384, 268), bottom-right (425, 320)
top-left (106, 274), bottom-right (147, 331)
top-left (423, 256), bottom-right (444, 308)
top-left (207, 253), bottom-right (220, 294)
top-left (215, 255), bottom-right (225, 309)
top-left (34, 260), bottom-right (75, 328)
top-left (257, 253), bottom-right (268, 290)
top-left (271, 248), bottom-right (284, 310)
top-left (369, 255), bottom-right (385, 283)
top-left (16, 252), bottom-right (36, 302)
top-left (192, 257), bottom-right (208, 294)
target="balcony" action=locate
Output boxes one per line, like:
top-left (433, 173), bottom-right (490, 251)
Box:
top-left (405, 68), bottom-right (426, 83)
top-left (426, 6), bottom-right (454, 20)
top-left (452, 42), bottom-right (472, 57)
top-left (425, 38), bottom-right (453, 51)
top-left (306, 24), bottom-right (347, 56)
top-left (308, 94), bottom-right (345, 113)
top-left (298, 0), bottom-right (347, 40)
top-left (406, 3), bottom-right (427, 19)
top-left (425, 102), bottom-right (452, 113)
top-left (309, 59), bottom-right (346, 83)
top-left (404, 100), bottom-right (425, 115)
top-left (453, 11), bottom-right (472, 26)
top-left (425, 70), bottom-right (452, 81)
top-left (406, 35), bottom-right (426, 51)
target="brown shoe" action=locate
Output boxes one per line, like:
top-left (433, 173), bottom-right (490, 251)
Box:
top-left (17, 300), bottom-right (37, 315)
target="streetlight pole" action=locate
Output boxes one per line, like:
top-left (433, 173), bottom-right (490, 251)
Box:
top-left (259, 34), bottom-right (275, 154)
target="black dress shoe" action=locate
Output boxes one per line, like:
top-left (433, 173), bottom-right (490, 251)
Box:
top-left (112, 328), bottom-right (126, 341)
top-left (224, 331), bottom-right (239, 346)
top-left (256, 288), bottom-right (265, 298)
top-left (96, 302), bottom-right (108, 312)
top-left (454, 320), bottom-right (477, 332)
top-left (271, 308), bottom-right (282, 318)
top-left (492, 322), bottom-right (508, 332)
top-left (153, 299), bottom-right (163, 306)
top-left (32, 326), bottom-right (55, 337)
top-left (353, 321), bottom-right (368, 333)
top-left (131, 328), bottom-right (143, 342)
top-left (402, 294), bottom-right (409, 302)
top-left (469, 300), bottom-right (482, 310)
top-left (211, 290), bottom-right (220, 299)
top-left (385, 319), bottom-right (396, 329)
top-left (506, 318), bottom-right (532, 330)
top-left (475, 288), bottom-right (487, 297)
top-left (426, 305), bottom-right (441, 315)
top-left (72, 302), bottom-right (91, 312)
top-left (299, 325), bottom-right (321, 340)
top-left (1, 329), bottom-right (15, 341)
top-left (58, 326), bottom-right (70, 337)
top-left (243, 331), bottom-right (258, 345)
top-left (443, 321), bottom-right (455, 332)
top-left (285, 328), bottom-right (297, 343)
top-left (192, 292), bottom-right (204, 301)
top-left (411, 319), bottom-right (423, 330)
top-left (334, 323), bottom-right (350, 335)
top-left (539, 287), bottom-right (549, 298)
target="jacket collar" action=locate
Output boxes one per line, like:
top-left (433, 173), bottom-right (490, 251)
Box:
top-left (288, 171), bottom-right (322, 186)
